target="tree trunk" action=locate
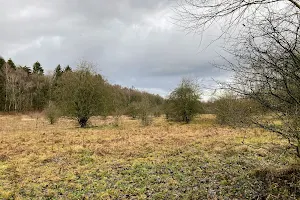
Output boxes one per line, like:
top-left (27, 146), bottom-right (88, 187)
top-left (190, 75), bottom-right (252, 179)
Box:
top-left (78, 117), bottom-right (88, 128)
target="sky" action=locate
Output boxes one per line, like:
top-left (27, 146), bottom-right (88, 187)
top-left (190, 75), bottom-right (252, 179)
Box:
top-left (0, 0), bottom-right (231, 100)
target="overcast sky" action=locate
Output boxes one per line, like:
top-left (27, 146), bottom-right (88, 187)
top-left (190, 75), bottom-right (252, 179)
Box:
top-left (0, 0), bottom-right (231, 100)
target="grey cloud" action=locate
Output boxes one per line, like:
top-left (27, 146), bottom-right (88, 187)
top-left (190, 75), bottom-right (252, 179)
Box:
top-left (0, 0), bottom-right (229, 99)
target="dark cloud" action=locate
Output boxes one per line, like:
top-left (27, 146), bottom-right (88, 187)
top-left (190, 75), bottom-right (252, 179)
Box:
top-left (0, 0), bottom-right (229, 100)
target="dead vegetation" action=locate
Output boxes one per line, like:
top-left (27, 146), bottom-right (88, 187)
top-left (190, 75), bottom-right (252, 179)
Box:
top-left (0, 114), bottom-right (299, 199)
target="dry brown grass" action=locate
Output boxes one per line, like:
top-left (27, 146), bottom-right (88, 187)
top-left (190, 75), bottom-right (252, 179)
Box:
top-left (0, 114), bottom-right (299, 199)
top-left (0, 115), bottom-right (224, 163)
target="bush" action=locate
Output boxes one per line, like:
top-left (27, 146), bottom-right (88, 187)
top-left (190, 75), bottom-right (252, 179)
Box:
top-left (54, 61), bottom-right (108, 128)
top-left (153, 105), bottom-right (163, 117)
top-left (136, 97), bottom-right (153, 126)
top-left (165, 78), bottom-right (202, 123)
top-left (126, 102), bottom-right (139, 119)
top-left (214, 93), bottom-right (262, 127)
top-left (44, 102), bottom-right (60, 125)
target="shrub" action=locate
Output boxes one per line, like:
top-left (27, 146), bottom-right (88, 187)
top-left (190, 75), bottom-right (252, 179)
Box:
top-left (136, 97), bottom-right (153, 126)
top-left (214, 93), bottom-right (262, 127)
top-left (165, 78), bottom-right (202, 123)
top-left (126, 102), bottom-right (139, 119)
top-left (44, 101), bottom-right (60, 125)
top-left (54, 61), bottom-right (108, 128)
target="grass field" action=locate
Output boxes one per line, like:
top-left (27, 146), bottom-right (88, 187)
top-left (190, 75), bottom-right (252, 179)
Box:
top-left (0, 114), bottom-right (299, 199)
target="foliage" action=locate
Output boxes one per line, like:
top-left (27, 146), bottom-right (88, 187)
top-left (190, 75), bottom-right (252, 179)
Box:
top-left (166, 78), bottom-right (202, 123)
top-left (33, 61), bottom-right (44, 75)
top-left (54, 61), bottom-right (108, 128)
top-left (54, 64), bottom-right (63, 80)
top-left (108, 85), bottom-right (127, 126)
top-left (153, 105), bottom-right (163, 117)
top-left (0, 56), bottom-right (5, 70)
top-left (0, 57), bottom-right (6, 110)
top-left (0, 57), bottom-right (164, 119)
top-left (0, 60), bottom-right (50, 112)
top-left (7, 58), bottom-right (16, 70)
top-left (31, 74), bottom-right (51, 111)
top-left (64, 65), bottom-right (72, 72)
top-left (124, 89), bottom-right (164, 120)
top-left (0, 58), bottom-right (163, 126)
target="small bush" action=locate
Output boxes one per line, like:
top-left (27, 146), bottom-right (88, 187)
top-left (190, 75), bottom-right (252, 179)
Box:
top-left (137, 97), bottom-right (153, 126)
top-left (140, 113), bottom-right (153, 126)
top-left (112, 115), bottom-right (123, 127)
top-left (126, 102), bottom-right (139, 119)
top-left (45, 102), bottom-right (60, 124)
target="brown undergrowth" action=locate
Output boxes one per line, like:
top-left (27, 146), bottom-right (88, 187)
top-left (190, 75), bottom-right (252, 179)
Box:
top-left (0, 114), bottom-right (299, 199)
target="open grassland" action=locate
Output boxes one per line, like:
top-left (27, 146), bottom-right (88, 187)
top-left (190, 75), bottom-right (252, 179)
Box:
top-left (0, 114), bottom-right (299, 199)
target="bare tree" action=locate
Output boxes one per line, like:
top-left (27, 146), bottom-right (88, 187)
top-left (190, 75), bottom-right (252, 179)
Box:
top-left (176, 0), bottom-right (300, 38)
top-left (176, 0), bottom-right (300, 156)
top-left (221, 11), bottom-right (300, 157)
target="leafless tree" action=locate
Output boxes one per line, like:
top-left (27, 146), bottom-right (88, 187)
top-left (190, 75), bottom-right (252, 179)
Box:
top-left (176, 0), bottom-right (300, 38)
top-left (176, 0), bottom-right (300, 156)
top-left (222, 11), bottom-right (300, 157)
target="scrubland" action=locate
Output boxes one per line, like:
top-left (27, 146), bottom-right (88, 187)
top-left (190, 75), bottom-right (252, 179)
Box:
top-left (0, 114), bottom-right (299, 199)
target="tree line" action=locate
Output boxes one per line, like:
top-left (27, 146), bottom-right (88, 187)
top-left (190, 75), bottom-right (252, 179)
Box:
top-left (0, 58), bottom-right (205, 127)
top-left (0, 58), bottom-right (166, 124)
top-left (0, 58), bottom-right (50, 112)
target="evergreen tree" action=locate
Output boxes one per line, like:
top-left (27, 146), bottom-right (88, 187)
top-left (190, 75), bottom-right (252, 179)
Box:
top-left (7, 58), bottom-right (16, 70)
top-left (64, 65), bottom-right (72, 72)
top-left (33, 61), bottom-right (44, 75)
top-left (54, 64), bottom-right (63, 79)
top-left (31, 74), bottom-right (50, 110)
top-left (0, 56), bottom-right (5, 70)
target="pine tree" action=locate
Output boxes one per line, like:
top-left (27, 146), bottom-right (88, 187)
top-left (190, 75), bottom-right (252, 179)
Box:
top-left (33, 61), bottom-right (44, 75)
top-left (54, 64), bottom-right (63, 79)
top-left (64, 65), bottom-right (72, 72)
top-left (0, 56), bottom-right (5, 70)
top-left (7, 58), bottom-right (16, 70)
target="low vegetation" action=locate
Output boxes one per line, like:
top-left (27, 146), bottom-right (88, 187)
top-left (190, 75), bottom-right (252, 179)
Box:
top-left (0, 114), bottom-right (299, 199)
top-left (44, 101), bottom-right (60, 125)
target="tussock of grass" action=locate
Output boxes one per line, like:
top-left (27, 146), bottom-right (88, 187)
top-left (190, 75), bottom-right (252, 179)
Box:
top-left (0, 114), bottom-right (299, 199)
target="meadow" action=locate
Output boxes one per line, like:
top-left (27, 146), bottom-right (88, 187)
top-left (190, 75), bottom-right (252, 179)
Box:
top-left (0, 114), bottom-right (299, 199)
